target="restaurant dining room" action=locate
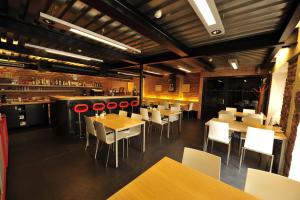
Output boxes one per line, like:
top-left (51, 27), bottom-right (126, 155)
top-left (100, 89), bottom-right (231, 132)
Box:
top-left (0, 0), bottom-right (300, 199)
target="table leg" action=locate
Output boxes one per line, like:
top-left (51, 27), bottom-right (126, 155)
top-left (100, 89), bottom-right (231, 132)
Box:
top-left (142, 123), bottom-right (146, 152)
top-left (114, 130), bottom-right (118, 168)
top-left (278, 139), bottom-right (287, 175)
top-left (167, 117), bottom-right (170, 139)
top-left (203, 125), bottom-right (208, 151)
top-left (179, 113), bottom-right (182, 133)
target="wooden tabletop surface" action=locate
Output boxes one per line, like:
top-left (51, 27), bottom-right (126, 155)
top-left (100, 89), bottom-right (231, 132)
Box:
top-left (109, 157), bottom-right (258, 200)
top-left (206, 118), bottom-right (286, 140)
top-left (91, 114), bottom-right (144, 131)
top-left (219, 110), bottom-right (267, 120)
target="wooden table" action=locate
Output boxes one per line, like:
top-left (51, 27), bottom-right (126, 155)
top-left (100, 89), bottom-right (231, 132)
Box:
top-left (108, 157), bottom-right (258, 200)
top-left (91, 114), bottom-right (145, 168)
top-left (148, 109), bottom-right (182, 138)
top-left (219, 110), bottom-right (267, 120)
top-left (204, 118), bottom-right (287, 174)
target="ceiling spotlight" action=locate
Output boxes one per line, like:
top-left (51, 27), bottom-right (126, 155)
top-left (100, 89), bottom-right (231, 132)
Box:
top-left (188, 0), bottom-right (225, 36)
top-left (13, 40), bottom-right (19, 45)
top-left (154, 10), bottom-right (162, 19)
top-left (0, 38), bottom-right (7, 43)
top-left (228, 59), bottom-right (239, 70)
top-left (43, 18), bottom-right (55, 25)
top-left (211, 30), bottom-right (222, 35)
top-left (244, 79), bottom-right (247, 83)
top-left (77, 49), bottom-right (82, 53)
top-left (209, 58), bottom-right (213, 62)
top-left (217, 80), bottom-right (223, 83)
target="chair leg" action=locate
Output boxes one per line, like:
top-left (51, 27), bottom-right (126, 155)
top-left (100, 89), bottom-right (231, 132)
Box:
top-left (85, 132), bottom-right (89, 150)
top-left (211, 141), bottom-right (214, 152)
top-left (269, 155), bottom-right (274, 172)
top-left (205, 138), bottom-right (209, 152)
top-left (239, 137), bottom-right (242, 155)
top-left (94, 139), bottom-right (100, 159)
top-left (160, 125), bottom-right (164, 140)
top-left (239, 148), bottom-right (244, 170)
top-left (106, 144), bottom-right (111, 168)
top-left (122, 139), bottom-right (124, 158)
top-left (127, 139), bottom-right (129, 158)
top-left (227, 142), bottom-right (231, 166)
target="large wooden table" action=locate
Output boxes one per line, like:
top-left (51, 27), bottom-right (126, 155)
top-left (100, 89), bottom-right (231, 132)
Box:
top-left (219, 110), bottom-right (267, 120)
top-left (91, 114), bottom-right (145, 168)
top-left (204, 118), bottom-right (287, 174)
top-left (109, 157), bottom-right (258, 200)
top-left (148, 109), bottom-right (182, 138)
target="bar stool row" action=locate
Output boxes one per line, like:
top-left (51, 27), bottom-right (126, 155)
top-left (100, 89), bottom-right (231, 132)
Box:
top-left (73, 100), bottom-right (139, 138)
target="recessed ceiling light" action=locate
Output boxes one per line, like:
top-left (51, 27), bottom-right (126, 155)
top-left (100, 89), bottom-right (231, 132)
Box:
top-left (209, 58), bottom-right (213, 62)
top-left (217, 80), bottom-right (223, 83)
top-left (228, 59), bottom-right (239, 70)
top-left (178, 67), bottom-right (191, 73)
top-left (244, 80), bottom-right (247, 83)
top-left (154, 10), bottom-right (162, 19)
top-left (24, 43), bottom-right (103, 62)
top-left (77, 49), bottom-right (82, 53)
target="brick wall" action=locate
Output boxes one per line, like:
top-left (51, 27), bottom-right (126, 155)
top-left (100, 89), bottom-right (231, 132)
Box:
top-left (280, 61), bottom-right (297, 131)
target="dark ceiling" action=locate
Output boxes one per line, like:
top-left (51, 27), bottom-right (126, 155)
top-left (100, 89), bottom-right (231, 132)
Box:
top-left (0, 0), bottom-right (299, 77)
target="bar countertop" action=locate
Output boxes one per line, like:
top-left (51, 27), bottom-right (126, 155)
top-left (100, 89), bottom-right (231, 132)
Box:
top-left (50, 95), bottom-right (138, 101)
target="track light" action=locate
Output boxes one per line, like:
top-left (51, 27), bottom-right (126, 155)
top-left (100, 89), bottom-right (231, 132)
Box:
top-left (144, 70), bottom-right (161, 75)
top-left (188, 0), bottom-right (225, 36)
top-left (228, 59), bottom-right (239, 70)
top-left (24, 43), bottom-right (103, 62)
top-left (40, 12), bottom-right (141, 54)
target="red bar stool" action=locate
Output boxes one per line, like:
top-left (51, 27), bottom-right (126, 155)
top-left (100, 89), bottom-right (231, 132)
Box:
top-left (119, 101), bottom-right (129, 110)
top-left (107, 102), bottom-right (118, 113)
top-left (92, 103), bottom-right (106, 115)
top-left (130, 100), bottom-right (139, 113)
top-left (73, 104), bottom-right (88, 138)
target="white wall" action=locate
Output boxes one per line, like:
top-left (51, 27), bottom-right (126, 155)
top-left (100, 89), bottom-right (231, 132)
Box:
top-left (267, 62), bottom-right (288, 125)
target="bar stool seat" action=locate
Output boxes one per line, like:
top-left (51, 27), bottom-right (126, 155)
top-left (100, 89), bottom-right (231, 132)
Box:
top-left (130, 100), bottom-right (139, 113)
top-left (92, 103), bottom-right (106, 115)
top-left (107, 102), bottom-right (118, 113)
top-left (73, 104), bottom-right (88, 138)
top-left (119, 101), bottom-right (129, 110)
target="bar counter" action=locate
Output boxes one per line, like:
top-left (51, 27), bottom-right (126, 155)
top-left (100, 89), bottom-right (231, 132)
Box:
top-left (50, 95), bottom-right (138, 135)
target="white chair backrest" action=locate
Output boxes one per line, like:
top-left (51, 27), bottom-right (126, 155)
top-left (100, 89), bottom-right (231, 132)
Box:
top-left (163, 102), bottom-right (169, 109)
top-left (151, 110), bottom-right (162, 124)
top-left (157, 105), bottom-right (165, 110)
top-left (225, 107), bottom-right (237, 113)
top-left (174, 102), bottom-right (181, 108)
top-left (243, 109), bottom-right (255, 114)
top-left (119, 110), bottom-right (127, 117)
top-left (171, 106), bottom-right (180, 112)
top-left (244, 127), bottom-right (274, 155)
top-left (170, 106), bottom-right (180, 121)
top-left (84, 116), bottom-right (96, 136)
top-left (243, 116), bottom-right (263, 126)
top-left (245, 168), bottom-right (300, 200)
top-left (93, 121), bottom-right (108, 143)
top-left (208, 121), bottom-right (230, 144)
top-left (140, 108), bottom-right (150, 121)
top-left (130, 113), bottom-right (142, 132)
top-left (188, 103), bottom-right (194, 111)
top-left (218, 113), bottom-right (235, 121)
top-left (182, 147), bottom-right (221, 180)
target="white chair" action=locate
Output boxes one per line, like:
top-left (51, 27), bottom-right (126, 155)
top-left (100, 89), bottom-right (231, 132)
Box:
top-left (93, 121), bottom-right (127, 167)
top-left (122, 113), bottom-right (143, 157)
top-left (184, 102), bottom-right (194, 119)
top-left (84, 116), bottom-right (96, 150)
top-left (243, 109), bottom-right (255, 114)
top-left (182, 147), bottom-right (221, 180)
top-left (140, 108), bottom-right (152, 134)
top-left (169, 106), bottom-right (180, 122)
top-left (174, 102), bottom-right (181, 108)
top-left (162, 101), bottom-right (169, 109)
top-left (119, 110), bottom-right (127, 117)
top-left (151, 110), bottom-right (168, 139)
top-left (238, 116), bottom-right (264, 155)
top-left (218, 112), bottom-right (235, 121)
top-left (244, 168), bottom-right (300, 200)
top-left (225, 107), bottom-right (237, 113)
top-left (239, 127), bottom-right (274, 172)
top-left (206, 121), bottom-right (231, 165)
top-left (157, 105), bottom-right (165, 110)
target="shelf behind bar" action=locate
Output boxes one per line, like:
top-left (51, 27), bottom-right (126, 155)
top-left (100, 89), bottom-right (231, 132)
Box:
top-left (0, 90), bottom-right (76, 93)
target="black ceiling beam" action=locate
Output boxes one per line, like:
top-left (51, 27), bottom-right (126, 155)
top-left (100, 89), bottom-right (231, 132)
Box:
top-left (81, 0), bottom-right (189, 57)
top-left (111, 33), bottom-right (282, 68)
top-left (150, 63), bottom-right (185, 75)
top-left (0, 16), bottom-right (139, 64)
top-left (263, 1), bottom-right (300, 68)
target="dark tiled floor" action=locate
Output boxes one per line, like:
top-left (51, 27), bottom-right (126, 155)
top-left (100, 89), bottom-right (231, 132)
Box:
top-left (7, 119), bottom-right (270, 200)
